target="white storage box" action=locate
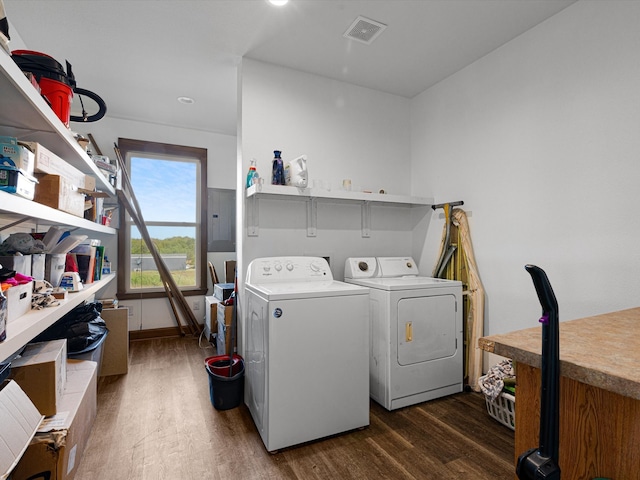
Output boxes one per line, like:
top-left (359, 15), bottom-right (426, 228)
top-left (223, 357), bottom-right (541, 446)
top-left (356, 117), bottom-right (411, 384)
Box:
top-left (484, 391), bottom-right (515, 430)
top-left (31, 253), bottom-right (46, 281)
top-left (6, 281), bottom-right (33, 323)
top-left (0, 254), bottom-right (32, 276)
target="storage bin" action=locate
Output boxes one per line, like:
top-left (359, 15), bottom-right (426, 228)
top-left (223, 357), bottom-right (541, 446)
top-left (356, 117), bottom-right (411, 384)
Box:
top-left (45, 253), bottom-right (66, 287)
top-left (6, 281), bottom-right (33, 323)
top-left (0, 255), bottom-right (32, 276)
top-left (205, 355), bottom-right (244, 410)
top-left (31, 253), bottom-right (45, 281)
top-left (484, 390), bottom-right (515, 430)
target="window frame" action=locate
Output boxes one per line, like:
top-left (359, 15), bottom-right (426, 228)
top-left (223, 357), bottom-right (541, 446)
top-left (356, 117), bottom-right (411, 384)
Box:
top-left (116, 138), bottom-right (208, 300)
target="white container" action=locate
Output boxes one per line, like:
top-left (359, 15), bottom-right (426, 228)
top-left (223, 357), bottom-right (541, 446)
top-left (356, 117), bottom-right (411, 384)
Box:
top-left (45, 254), bottom-right (66, 287)
top-left (284, 155), bottom-right (308, 188)
top-left (31, 253), bottom-right (45, 281)
top-left (6, 281), bottom-right (33, 323)
top-left (0, 255), bottom-right (31, 276)
top-left (484, 391), bottom-right (515, 430)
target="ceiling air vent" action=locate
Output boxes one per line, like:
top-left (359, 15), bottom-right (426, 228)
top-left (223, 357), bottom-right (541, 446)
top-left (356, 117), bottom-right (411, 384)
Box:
top-left (343, 16), bottom-right (387, 45)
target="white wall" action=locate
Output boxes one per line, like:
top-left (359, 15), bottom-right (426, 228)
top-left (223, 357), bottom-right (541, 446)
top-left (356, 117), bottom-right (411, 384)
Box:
top-left (75, 116), bottom-right (237, 331)
top-left (238, 60), bottom-right (425, 278)
top-left (238, 59), bottom-right (424, 352)
top-left (411, 0), bottom-right (640, 338)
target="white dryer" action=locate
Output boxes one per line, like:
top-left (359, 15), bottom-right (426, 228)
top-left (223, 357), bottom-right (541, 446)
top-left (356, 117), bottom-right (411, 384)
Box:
top-left (344, 256), bottom-right (463, 410)
top-left (244, 256), bottom-right (370, 452)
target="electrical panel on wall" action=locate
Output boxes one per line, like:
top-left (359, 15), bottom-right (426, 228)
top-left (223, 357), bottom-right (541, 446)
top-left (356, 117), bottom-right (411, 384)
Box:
top-left (207, 188), bottom-right (236, 252)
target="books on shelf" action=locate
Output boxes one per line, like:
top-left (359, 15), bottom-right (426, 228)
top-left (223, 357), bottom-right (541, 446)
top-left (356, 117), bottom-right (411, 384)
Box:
top-left (68, 240), bottom-right (106, 285)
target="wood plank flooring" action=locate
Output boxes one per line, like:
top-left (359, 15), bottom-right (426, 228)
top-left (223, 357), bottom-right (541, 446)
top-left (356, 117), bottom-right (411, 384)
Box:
top-left (75, 336), bottom-right (515, 480)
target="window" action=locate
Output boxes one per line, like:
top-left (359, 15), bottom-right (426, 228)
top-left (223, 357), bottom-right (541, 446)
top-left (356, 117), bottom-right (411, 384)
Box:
top-left (117, 138), bottom-right (207, 299)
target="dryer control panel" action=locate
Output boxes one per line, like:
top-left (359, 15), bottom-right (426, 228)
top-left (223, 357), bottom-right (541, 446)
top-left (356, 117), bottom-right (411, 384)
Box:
top-left (344, 257), bottom-right (378, 279)
top-left (247, 256), bottom-right (332, 284)
top-left (345, 257), bottom-right (419, 279)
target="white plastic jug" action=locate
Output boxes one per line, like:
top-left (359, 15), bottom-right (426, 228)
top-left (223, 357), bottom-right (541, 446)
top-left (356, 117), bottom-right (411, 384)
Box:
top-left (285, 154), bottom-right (308, 188)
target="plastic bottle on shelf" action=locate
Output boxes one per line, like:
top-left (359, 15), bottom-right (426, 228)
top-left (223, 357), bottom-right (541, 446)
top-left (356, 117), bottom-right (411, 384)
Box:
top-left (272, 150), bottom-right (285, 185)
top-left (246, 158), bottom-right (259, 189)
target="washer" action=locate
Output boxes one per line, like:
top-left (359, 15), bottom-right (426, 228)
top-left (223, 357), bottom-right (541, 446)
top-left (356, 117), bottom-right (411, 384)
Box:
top-left (344, 256), bottom-right (463, 410)
top-left (244, 256), bottom-right (370, 452)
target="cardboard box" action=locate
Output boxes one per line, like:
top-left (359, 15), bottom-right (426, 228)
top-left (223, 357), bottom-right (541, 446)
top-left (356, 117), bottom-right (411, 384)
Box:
top-left (205, 296), bottom-right (220, 342)
top-left (34, 174), bottom-right (85, 217)
top-left (13, 360), bottom-right (98, 480)
top-left (20, 141), bottom-right (85, 188)
top-left (216, 303), bottom-right (235, 355)
top-left (10, 339), bottom-right (67, 417)
top-left (1, 136), bottom-right (34, 174)
top-left (0, 380), bottom-right (44, 479)
top-left (0, 254), bottom-right (32, 276)
top-left (83, 175), bottom-right (96, 192)
top-left (99, 308), bottom-right (129, 376)
top-left (5, 280), bottom-right (33, 323)
top-left (213, 282), bottom-right (234, 302)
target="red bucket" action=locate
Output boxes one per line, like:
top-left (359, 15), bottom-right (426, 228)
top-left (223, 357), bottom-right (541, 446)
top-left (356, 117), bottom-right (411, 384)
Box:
top-left (38, 76), bottom-right (73, 127)
top-left (12, 50), bottom-right (74, 127)
top-left (205, 354), bottom-right (243, 377)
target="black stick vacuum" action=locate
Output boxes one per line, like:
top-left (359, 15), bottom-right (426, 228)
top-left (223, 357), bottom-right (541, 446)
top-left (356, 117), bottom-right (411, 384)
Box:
top-left (517, 264), bottom-right (561, 479)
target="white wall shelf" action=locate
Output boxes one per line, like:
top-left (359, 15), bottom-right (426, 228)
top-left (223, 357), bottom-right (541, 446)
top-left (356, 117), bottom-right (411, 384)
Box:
top-left (0, 274), bottom-right (116, 362)
top-left (0, 49), bottom-right (115, 195)
top-left (0, 48), bottom-right (118, 363)
top-left (246, 184), bottom-right (433, 237)
top-left (0, 191), bottom-right (116, 234)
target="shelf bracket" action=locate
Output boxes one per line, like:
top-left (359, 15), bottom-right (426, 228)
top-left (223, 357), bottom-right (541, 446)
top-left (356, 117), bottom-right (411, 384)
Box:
top-left (361, 201), bottom-right (371, 238)
top-left (306, 198), bottom-right (317, 237)
top-left (247, 195), bottom-right (259, 237)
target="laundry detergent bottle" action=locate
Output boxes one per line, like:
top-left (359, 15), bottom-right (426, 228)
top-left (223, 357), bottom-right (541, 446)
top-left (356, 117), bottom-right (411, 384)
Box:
top-left (246, 158), bottom-right (259, 188)
top-left (272, 150), bottom-right (285, 185)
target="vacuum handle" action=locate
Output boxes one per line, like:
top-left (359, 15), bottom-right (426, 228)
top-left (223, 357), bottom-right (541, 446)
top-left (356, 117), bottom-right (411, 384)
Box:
top-left (525, 264), bottom-right (558, 319)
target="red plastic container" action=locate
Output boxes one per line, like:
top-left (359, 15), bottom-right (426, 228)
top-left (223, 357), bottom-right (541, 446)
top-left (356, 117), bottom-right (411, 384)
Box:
top-left (204, 354), bottom-right (244, 410)
top-left (12, 50), bottom-right (74, 127)
top-left (38, 76), bottom-right (73, 127)
top-left (205, 354), bottom-right (242, 377)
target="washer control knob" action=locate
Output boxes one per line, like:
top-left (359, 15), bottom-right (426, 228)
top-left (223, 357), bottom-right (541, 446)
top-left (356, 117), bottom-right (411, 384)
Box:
top-left (286, 262), bottom-right (294, 271)
top-left (358, 261), bottom-right (369, 272)
top-left (274, 264), bottom-right (282, 272)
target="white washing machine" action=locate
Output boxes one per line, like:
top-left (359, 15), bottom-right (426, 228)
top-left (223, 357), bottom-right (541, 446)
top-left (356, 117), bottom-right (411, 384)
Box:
top-left (244, 256), bottom-right (370, 452)
top-left (344, 256), bottom-right (463, 410)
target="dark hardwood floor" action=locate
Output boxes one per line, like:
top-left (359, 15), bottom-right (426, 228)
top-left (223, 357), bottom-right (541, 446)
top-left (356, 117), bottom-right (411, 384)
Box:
top-left (75, 336), bottom-right (515, 479)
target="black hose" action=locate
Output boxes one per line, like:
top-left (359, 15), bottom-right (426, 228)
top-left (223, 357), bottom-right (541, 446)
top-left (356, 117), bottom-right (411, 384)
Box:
top-left (70, 87), bottom-right (107, 123)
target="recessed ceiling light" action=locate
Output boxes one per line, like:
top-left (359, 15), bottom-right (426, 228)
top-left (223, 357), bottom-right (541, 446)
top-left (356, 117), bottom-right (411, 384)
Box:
top-left (177, 96), bottom-right (195, 104)
top-left (268, 0), bottom-right (289, 6)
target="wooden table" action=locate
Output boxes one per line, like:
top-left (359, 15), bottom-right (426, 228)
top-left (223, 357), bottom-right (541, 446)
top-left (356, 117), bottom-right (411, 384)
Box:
top-left (479, 307), bottom-right (640, 479)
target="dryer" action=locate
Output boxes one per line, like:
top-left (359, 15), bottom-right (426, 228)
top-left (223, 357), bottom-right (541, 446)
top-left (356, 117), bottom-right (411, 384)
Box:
top-left (245, 256), bottom-right (370, 452)
top-left (344, 256), bottom-right (463, 410)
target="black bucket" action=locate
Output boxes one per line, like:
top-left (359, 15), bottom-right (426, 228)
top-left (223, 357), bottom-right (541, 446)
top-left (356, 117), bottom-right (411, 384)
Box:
top-left (205, 355), bottom-right (244, 410)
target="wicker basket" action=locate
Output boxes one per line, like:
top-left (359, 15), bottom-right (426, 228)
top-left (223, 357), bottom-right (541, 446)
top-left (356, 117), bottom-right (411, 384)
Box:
top-left (484, 391), bottom-right (515, 430)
